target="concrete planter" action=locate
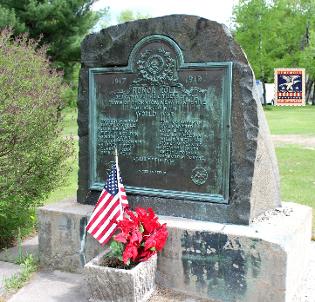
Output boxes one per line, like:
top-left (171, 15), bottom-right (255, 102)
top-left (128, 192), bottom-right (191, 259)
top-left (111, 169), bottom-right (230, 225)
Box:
top-left (84, 250), bottom-right (157, 302)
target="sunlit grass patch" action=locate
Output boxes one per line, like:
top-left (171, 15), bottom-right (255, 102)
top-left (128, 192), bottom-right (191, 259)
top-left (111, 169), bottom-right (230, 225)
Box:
top-left (264, 105), bottom-right (315, 135)
top-left (275, 145), bottom-right (315, 235)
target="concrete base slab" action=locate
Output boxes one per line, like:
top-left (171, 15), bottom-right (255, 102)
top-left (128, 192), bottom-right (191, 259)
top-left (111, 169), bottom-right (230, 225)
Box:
top-left (157, 202), bottom-right (312, 302)
top-left (37, 199), bottom-right (103, 273)
top-left (38, 200), bottom-right (312, 302)
top-left (7, 270), bottom-right (87, 302)
top-left (0, 236), bottom-right (39, 263)
top-left (0, 261), bottom-right (21, 296)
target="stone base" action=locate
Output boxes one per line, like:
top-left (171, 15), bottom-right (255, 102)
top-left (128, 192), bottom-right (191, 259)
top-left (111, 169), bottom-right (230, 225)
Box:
top-left (38, 200), bottom-right (312, 302)
top-left (157, 203), bottom-right (312, 302)
top-left (37, 199), bottom-right (102, 273)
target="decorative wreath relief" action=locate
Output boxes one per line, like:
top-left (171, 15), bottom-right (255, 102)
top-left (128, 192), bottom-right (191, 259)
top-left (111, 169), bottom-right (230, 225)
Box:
top-left (191, 167), bottom-right (208, 186)
top-left (136, 47), bottom-right (178, 84)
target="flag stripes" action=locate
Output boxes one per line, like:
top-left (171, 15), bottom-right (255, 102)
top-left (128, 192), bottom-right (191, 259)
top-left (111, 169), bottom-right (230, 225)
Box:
top-left (86, 164), bottom-right (128, 245)
top-left (119, 184), bottom-right (128, 207)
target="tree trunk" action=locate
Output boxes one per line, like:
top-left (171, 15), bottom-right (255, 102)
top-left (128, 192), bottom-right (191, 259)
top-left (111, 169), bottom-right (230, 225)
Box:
top-left (305, 77), bottom-right (313, 104)
top-left (311, 81), bottom-right (315, 105)
top-left (262, 81), bottom-right (267, 105)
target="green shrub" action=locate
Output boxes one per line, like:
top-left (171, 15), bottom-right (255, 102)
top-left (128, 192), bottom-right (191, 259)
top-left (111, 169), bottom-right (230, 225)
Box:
top-left (0, 29), bottom-right (74, 248)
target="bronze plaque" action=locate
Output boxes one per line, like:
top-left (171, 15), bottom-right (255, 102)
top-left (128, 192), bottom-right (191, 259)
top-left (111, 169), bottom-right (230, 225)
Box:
top-left (89, 35), bottom-right (232, 203)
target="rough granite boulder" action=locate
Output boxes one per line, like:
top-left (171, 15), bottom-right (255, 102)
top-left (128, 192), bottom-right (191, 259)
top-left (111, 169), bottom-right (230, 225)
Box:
top-left (77, 15), bottom-right (281, 225)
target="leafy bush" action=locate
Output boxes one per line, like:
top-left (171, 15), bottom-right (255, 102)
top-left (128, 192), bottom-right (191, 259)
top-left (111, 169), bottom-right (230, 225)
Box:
top-left (0, 29), bottom-right (74, 248)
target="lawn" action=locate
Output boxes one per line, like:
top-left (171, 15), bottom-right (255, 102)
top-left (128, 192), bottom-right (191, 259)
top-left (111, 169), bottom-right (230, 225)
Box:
top-left (41, 107), bottom-right (78, 205)
top-left (43, 144), bottom-right (78, 205)
top-left (276, 145), bottom-right (315, 206)
top-left (62, 107), bottom-right (78, 137)
top-left (264, 105), bottom-right (315, 237)
top-left (264, 105), bottom-right (315, 135)
top-left (275, 145), bottom-right (315, 235)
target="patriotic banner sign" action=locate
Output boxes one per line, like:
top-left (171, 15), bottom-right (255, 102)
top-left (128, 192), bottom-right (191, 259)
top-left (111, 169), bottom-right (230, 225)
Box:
top-left (86, 164), bottom-right (128, 245)
top-left (275, 68), bottom-right (305, 106)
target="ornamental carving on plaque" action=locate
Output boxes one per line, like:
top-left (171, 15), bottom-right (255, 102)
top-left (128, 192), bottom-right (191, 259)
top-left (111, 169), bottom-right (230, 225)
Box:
top-left (191, 167), bottom-right (208, 186)
top-left (136, 48), bottom-right (178, 84)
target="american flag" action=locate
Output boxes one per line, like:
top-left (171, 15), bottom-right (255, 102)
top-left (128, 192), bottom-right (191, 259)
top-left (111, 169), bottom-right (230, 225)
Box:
top-left (86, 164), bottom-right (128, 245)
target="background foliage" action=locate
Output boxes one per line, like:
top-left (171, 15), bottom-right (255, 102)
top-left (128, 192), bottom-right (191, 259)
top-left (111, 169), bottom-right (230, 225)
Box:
top-left (0, 0), bottom-right (105, 79)
top-left (233, 0), bottom-right (315, 104)
top-left (0, 29), bottom-right (74, 247)
top-left (0, 0), bottom-right (108, 107)
top-left (117, 9), bottom-right (151, 23)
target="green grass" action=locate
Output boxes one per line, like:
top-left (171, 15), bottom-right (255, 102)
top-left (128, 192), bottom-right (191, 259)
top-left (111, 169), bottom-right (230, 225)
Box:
top-left (42, 107), bottom-right (78, 205)
top-left (265, 105), bottom-right (315, 236)
top-left (4, 254), bottom-right (38, 293)
top-left (264, 105), bottom-right (315, 135)
top-left (275, 145), bottom-right (315, 235)
top-left (43, 144), bottom-right (78, 205)
top-left (62, 107), bottom-right (78, 137)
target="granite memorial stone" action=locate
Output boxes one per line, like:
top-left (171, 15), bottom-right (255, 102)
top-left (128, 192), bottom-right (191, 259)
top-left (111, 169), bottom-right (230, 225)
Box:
top-left (78, 15), bottom-right (281, 225)
top-left (37, 15), bottom-right (312, 302)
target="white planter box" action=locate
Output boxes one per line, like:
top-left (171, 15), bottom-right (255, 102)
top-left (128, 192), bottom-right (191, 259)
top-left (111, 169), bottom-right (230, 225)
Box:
top-left (84, 250), bottom-right (157, 302)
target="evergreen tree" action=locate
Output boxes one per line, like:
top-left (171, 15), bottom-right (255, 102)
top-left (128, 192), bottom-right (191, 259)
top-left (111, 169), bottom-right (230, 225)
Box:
top-left (0, 0), bottom-right (107, 80)
top-left (0, 4), bottom-right (25, 31)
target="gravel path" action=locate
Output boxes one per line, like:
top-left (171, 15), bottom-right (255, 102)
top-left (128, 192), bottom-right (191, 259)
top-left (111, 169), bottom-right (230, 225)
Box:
top-left (272, 134), bottom-right (315, 148)
top-left (149, 287), bottom-right (214, 302)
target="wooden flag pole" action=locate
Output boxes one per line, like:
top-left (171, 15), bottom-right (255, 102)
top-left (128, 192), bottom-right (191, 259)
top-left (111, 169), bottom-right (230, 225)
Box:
top-left (115, 147), bottom-right (120, 182)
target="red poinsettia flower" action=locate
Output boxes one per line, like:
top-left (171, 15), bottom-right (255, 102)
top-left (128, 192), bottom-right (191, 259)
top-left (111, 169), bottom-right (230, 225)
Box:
top-left (137, 249), bottom-right (156, 262)
top-left (125, 208), bottom-right (139, 224)
top-left (144, 224), bottom-right (168, 252)
top-left (135, 207), bottom-right (160, 234)
top-left (111, 207), bottom-right (168, 265)
top-left (123, 243), bottom-right (138, 264)
top-left (130, 229), bottom-right (143, 245)
top-left (114, 232), bottom-right (128, 243)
